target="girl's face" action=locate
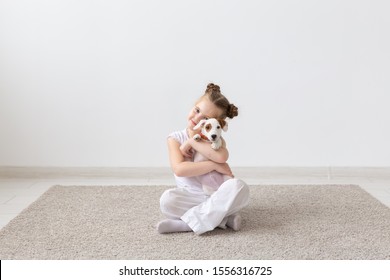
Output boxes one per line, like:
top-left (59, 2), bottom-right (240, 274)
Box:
top-left (187, 97), bottom-right (223, 130)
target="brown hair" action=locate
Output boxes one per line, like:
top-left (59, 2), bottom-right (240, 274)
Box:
top-left (202, 83), bottom-right (238, 119)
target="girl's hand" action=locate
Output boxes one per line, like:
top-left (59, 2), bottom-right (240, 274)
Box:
top-left (214, 162), bottom-right (234, 177)
top-left (180, 139), bottom-right (194, 158)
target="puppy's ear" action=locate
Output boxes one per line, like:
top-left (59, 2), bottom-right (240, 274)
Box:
top-left (193, 119), bottom-right (207, 130)
top-left (218, 119), bottom-right (228, 132)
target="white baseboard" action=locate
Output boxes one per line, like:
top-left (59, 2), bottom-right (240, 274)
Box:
top-left (1, 166), bottom-right (389, 179)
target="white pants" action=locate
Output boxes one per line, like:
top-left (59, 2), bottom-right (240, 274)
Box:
top-left (160, 178), bottom-right (250, 235)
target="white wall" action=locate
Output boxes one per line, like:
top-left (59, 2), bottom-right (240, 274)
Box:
top-left (0, 0), bottom-right (389, 167)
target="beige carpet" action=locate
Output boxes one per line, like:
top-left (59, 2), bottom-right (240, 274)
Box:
top-left (0, 185), bottom-right (389, 260)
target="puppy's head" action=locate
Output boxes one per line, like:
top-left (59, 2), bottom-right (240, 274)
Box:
top-left (193, 118), bottom-right (228, 142)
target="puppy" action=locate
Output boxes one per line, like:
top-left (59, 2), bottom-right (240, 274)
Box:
top-left (193, 118), bottom-right (228, 150)
top-left (192, 118), bottom-right (231, 195)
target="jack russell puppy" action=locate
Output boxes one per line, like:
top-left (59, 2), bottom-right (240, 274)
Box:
top-left (193, 118), bottom-right (232, 195)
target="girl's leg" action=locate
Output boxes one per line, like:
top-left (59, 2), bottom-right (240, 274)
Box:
top-left (157, 187), bottom-right (207, 233)
top-left (181, 178), bottom-right (250, 235)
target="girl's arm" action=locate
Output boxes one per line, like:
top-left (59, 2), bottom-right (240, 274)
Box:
top-left (180, 137), bottom-right (229, 163)
top-left (168, 138), bottom-right (232, 177)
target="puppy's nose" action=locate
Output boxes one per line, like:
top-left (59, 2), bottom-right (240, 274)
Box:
top-left (211, 134), bottom-right (217, 140)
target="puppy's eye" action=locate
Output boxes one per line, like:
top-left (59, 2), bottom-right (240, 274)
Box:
top-left (217, 126), bottom-right (221, 129)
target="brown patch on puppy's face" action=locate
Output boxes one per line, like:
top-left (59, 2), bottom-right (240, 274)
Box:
top-left (205, 123), bottom-right (212, 132)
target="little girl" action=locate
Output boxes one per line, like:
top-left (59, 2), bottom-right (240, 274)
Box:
top-left (157, 83), bottom-right (250, 235)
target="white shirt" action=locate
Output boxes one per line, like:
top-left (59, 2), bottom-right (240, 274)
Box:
top-left (167, 129), bottom-right (203, 192)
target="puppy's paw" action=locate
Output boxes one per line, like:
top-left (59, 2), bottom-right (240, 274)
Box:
top-left (211, 142), bottom-right (221, 150)
top-left (193, 134), bottom-right (201, 141)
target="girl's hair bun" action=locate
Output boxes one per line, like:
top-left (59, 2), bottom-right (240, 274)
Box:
top-left (202, 82), bottom-right (239, 119)
top-left (206, 83), bottom-right (220, 92)
top-left (227, 103), bottom-right (238, 118)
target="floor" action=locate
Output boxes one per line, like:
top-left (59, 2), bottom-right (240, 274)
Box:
top-left (1, 167), bottom-right (390, 230)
